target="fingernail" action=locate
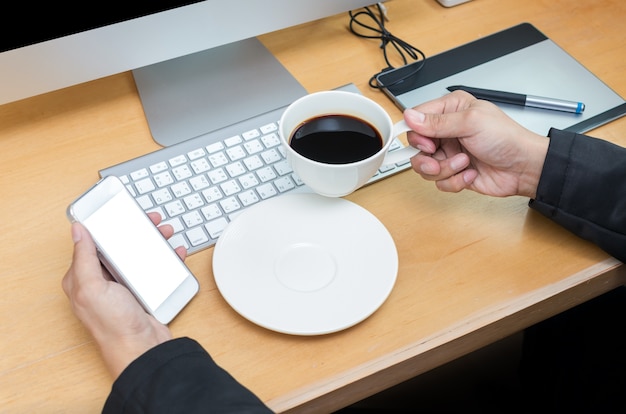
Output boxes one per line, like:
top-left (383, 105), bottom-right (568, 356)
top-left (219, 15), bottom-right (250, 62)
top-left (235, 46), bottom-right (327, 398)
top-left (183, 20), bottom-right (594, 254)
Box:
top-left (450, 157), bottom-right (465, 171)
top-left (406, 109), bottom-right (425, 124)
top-left (420, 162), bottom-right (437, 175)
top-left (463, 170), bottom-right (477, 184)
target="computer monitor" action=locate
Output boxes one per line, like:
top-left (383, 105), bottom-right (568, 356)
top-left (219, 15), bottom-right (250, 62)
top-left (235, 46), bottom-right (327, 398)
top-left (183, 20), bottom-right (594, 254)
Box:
top-left (1, 1), bottom-right (376, 146)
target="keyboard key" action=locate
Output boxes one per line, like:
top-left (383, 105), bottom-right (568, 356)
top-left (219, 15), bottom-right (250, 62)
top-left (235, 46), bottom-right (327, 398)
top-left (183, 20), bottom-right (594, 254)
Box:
top-left (165, 200), bottom-right (186, 217)
top-left (130, 168), bottom-right (149, 181)
top-left (261, 148), bottom-right (281, 164)
top-left (244, 139), bottom-right (264, 154)
top-left (379, 164), bottom-right (395, 173)
top-left (257, 183), bottom-right (277, 199)
top-left (147, 207), bottom-right (165, 221)
top-left (260, 122), bottom-right (278, 134)
top-left (242, 128), bottom-right (261, 140)
top-left (205, 217), bottom-right (229, 239)
top-left (135, 178), bottom-right (156, 194)
top-left (172, 165), bottom-right (192, 181)
top-left (243, 155), bottom-right (264, 170)
top-left (226, 146), bottom-right (246, 161)
top-left (201, 204), bottom-right (222, 220)
top-left (208, 168), bottom-right (228, 184)
top-left (183, 193), bottom-right (205, 210)
top-left (261, 132), bottom-right (280, 148)
top-left (275, 176), bottom-right (296, 192)
top-left (396, 158), bottom-right (411, 167)
top-left (225, 161), bottom-right (246, 178)
top-left (162, 217), bottom-right (184, 233)
top-left (388, 139), bottom-right (402, 151)
top-left (257, 166), bottom-right (277, 182)
top-left (219, 197), bottom-right (241, 213)
top-left (221, 180), bottom-right (242, 196)
top-left (190, 158), bottom-right (211, 174)
top-left (292, 173), bottom-right (304, 186)
top-left (149, 161), bottom-right (168, 174)
top-left (189, 175), bottom-right (210, 191)
top-left (186, 227), bottom-right (209, 247)
top-left (153, 171), bottom-right (174, 187)
top-left (171, 181), bottom-right (192, 197)
top-left (168, 233), bottom-right (188, 250)
top-left (202, 187), bottom-right (223, 202)
top-left (152, 188), bottom-right (173, 205)
top-left (224, 135), bottom-right (242, 147)
top-left (209, 152), bottom-right (229, 168)
top-left (238, 173), bottom-right (259, 189)
top-left (182, 210), bottom-right (204, 227)
top-left (273, 160), bottom-right (293, 176)
top-left (206, 142), bottom-right (224, 153)
top-left (187, 148), bottom-right (206, 160)
top-left (238, 190), bottom-right (259, 206)
top-left (169, 155), bottom-right (187, 167)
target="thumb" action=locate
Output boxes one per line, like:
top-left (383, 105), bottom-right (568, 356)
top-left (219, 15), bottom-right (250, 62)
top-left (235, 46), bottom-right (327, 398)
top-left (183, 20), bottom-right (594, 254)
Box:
top-left (70, 222), bottom-right (100, 269)
top-left (404, 108), bottom-right (470, 140)
top-left (63, 222), bottom-right (101, 298)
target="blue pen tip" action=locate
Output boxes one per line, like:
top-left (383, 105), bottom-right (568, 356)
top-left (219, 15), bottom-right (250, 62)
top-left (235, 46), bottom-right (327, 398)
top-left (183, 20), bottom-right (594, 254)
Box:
top-left (577, 102), bottom-right (585, 114)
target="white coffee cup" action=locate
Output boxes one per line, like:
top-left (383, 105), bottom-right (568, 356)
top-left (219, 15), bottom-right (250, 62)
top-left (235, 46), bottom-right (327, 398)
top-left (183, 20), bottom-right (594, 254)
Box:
top-left (279, 90), bottom-right (419, 197)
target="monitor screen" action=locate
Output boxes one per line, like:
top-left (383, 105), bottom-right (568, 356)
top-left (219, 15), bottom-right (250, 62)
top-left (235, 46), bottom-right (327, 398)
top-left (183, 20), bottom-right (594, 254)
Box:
top-left (1, 1), bottom-right (376, 146)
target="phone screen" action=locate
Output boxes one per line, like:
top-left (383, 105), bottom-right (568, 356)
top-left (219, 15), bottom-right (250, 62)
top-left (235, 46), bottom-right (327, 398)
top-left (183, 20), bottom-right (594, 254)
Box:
top-left (83, 189), bottom-right (189, 311)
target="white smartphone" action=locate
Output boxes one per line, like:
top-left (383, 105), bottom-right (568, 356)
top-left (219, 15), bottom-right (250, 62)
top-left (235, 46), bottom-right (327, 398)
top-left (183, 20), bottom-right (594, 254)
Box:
top-left (67, 175), bottom-right (199, 324)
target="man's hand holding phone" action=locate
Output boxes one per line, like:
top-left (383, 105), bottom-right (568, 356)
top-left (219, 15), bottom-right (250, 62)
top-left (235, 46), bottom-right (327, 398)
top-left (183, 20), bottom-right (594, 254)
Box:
top-left (62, 213), bottom-right (184, 379)
top-left (66, 176), bottom-right (199, 325)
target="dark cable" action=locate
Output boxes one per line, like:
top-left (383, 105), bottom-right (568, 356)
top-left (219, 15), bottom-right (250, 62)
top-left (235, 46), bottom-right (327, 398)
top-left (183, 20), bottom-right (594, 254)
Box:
top-left (348, 4), bottom-right (426, 89)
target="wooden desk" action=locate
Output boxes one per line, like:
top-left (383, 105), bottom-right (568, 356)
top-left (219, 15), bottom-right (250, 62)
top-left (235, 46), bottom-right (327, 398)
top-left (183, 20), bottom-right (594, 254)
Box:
top-left (1, 0), bottom-right (624, 412)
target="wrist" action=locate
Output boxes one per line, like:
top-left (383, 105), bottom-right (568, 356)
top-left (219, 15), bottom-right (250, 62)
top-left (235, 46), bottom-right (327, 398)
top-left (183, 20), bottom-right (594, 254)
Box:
top-left (519, 133), bottom-right (549, 199)
top-left (95, 322), bottom-right (172, 379)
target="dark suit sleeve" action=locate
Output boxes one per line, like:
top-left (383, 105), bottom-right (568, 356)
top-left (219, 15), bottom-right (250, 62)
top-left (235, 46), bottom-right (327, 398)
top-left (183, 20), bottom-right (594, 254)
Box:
top-left (103, 337), bottom-right (273, 413)
top-left (529, 128), bottom-right (626, 262)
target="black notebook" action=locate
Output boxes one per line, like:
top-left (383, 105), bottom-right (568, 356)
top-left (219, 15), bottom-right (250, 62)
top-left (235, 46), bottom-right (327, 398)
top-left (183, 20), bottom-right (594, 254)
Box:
top-left (376, 23), bottom-right (626, 135)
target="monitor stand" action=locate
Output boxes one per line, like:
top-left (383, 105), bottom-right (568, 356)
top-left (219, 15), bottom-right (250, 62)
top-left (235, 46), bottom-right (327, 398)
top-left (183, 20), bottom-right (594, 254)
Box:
top-left (132, 37), bottom-right (308, 147)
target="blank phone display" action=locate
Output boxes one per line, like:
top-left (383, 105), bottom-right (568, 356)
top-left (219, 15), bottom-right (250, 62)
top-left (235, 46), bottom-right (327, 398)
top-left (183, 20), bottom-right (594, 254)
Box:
top-left (83, 190), bottom-right (189, 311)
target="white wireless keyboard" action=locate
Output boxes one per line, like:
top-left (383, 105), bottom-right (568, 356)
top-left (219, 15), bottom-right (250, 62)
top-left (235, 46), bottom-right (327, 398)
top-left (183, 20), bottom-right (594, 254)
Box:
top-left (100, 105), bottom-right (412, 254)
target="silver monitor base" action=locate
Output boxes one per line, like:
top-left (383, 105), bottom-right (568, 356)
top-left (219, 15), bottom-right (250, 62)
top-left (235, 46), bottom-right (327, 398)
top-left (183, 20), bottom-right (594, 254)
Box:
top-left (133, 38), bottom-right (307, 147)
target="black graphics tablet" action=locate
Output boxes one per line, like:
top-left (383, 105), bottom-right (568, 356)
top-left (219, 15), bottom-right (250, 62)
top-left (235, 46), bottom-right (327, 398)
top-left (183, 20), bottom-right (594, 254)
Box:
top-left (376, 23), bottom-right (626, 135)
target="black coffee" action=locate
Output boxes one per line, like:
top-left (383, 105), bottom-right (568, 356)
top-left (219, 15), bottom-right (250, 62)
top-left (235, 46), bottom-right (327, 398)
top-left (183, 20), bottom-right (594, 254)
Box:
top-left (290, 115), bottom-right (383, 164)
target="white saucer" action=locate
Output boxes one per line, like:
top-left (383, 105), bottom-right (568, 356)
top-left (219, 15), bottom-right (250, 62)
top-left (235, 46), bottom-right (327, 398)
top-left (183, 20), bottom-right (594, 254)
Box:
top-left (212, 193), bottom-right (398, 335)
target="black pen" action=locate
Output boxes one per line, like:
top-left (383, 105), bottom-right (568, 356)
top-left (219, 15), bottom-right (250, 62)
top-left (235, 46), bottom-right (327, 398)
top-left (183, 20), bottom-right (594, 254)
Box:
top-left (447, 85), bottom-right (585, 114)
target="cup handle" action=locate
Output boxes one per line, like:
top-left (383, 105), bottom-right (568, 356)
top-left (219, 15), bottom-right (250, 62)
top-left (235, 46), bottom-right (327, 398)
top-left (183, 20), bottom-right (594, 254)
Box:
top-left (382, 119), bottom-right (420, 166)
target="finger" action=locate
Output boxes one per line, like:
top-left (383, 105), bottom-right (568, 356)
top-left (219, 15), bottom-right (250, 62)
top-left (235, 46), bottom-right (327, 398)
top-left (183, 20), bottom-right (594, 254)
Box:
top-left (406, 130), bottom-right (438, 154)
top-left (411, 153), bottom-right (441, 177)
top-left (412, 152), bottom-right (471, 181)
top-left (174, 246), bottom-right (187, 261)
top-left (404, 93), bottom-right (485, 141)
top-left (149, 212), bottom-right (177, 241)
top-left (147, 212), bottom-right (162, 226)
top-left (149, 211), bottom-right (186, 260)
top-left (412, 90), bottom-right (476, 114)
top-left (406, 108), bottom-right (476, 141)
top-left (158, 224), bottom-right (174, 239)
top-left (63, 223), bottom-right (101, 297)
top-left (432, 148), bottom-right (447, 161)
top-left (156, 224), bottom-right (187, 261)
top-left (435, 169), bottom-right (477, 193)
